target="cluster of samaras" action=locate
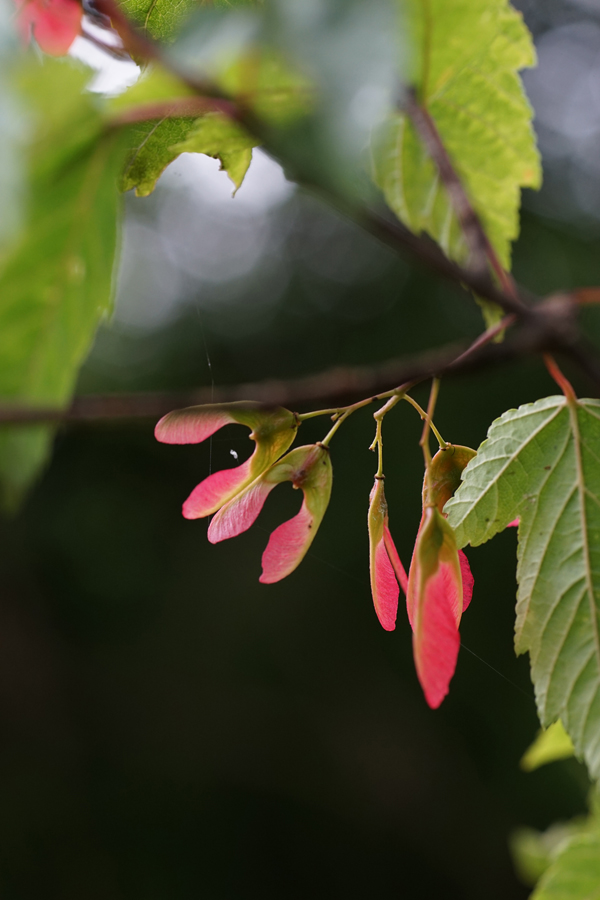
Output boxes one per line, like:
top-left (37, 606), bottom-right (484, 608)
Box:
top-left (156, 402), bottom-right (485, 709)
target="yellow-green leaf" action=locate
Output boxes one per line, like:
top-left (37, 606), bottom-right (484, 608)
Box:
top-left (521, 721), bottom-right (575, 772)
top-left (172, 111), bottom-right (258, 192)
top-left (373, 0), bottom-right (541, 324)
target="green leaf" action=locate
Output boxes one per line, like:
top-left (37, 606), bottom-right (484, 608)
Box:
top-left (110, 65), bottom-right (203, 196)
top-left (531, 831), bottom-right (600, 900)
top-left (118, 0), bottom-right (198, 43)
top-left (172, 111), bottom-right (258, 191)
top-left (0, 59), bottom-right (128, 508)
top-left (120, 116), bottom-right (200, 196)
top-left (372, 0), bottom-right (541, 322)
top-left (521, 721), bottom-right (575, 772)
top-left (510, 823), bottom-right (579, 888)
top-left (445, 395), bottom-right (600, 778)
top-left (0, 0), bottom-right (26, 249)
top-left (110, 64), bottom-right (195, 110)
top-left (119, 0), bottom-right (258, 43)
top-left (113, 68), bottom-right (259, 195)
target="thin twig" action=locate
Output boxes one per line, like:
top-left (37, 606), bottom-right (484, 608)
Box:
top-left (0, 306), bottom-right (592, 426)
top-left (109, 97), bottom-right (231, 127)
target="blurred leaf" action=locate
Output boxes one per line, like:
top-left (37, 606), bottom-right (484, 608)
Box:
top-left (373, 0), bottom-right (541, 325)
top-left (510, 810), bottom-right (596, 889)
top-left (262, 0), bottom-right (401, 197)
top-left (110, 64), bottom-right (195, 109)
top-left (521, 721), bottom-right (575, 772)
top-left (171, 0), bottom-right (401, 198)
top-left (0, 58), bottom-right (128, 509)
top-left (531, 830), bottom-right (600, 899)
top-left (0, 0), bottom-right (27, 249)
top-left (113, 68), bottom-right (259, 195)
top-left (446, 396), bottom-right (600, 779)
top-left (510, 824), bottom-right (577, 887)
top-left (172, 111), bottom-right (258, 191)
top-left (118, 0), bottom-right (197, 42)
top-left (120, 115), bottom-right (199, 196)
top-left (221, 51), bottom-right (312, 125)
top-left (119, 0), bottom-right (259, 43)
top-left (110, 65), bottom-right (201, 196)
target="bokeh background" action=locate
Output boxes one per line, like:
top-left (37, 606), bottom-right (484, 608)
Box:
top-left (1, 0), bottom-right (600, 896)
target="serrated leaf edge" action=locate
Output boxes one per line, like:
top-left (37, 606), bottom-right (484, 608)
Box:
top-left (447, 397), bottom-right (565, 543)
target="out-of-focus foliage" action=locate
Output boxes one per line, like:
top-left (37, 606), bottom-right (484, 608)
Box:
top-left (121, 116), bottom-right (199, 196)
top-left (173, 113), bottom-right (258, 192)
top-left (118, 0), bottom-right (258, 43)
top-left (521, 722), bottom-right (575, 772)
top-left (530, 811), bottom-right (600, 900)
top-left (118, 0), bottom-right (197, 42)
top-left (511, 819), bottom-right (588, 887)
top-left (171, 0), bottom-right (401, 197)
top-left (0, 58), bottom-right (128, 509)
top-left (0, 0), bottom-right (25, 248)
top-left (111, 65), bottom-right (201, 196)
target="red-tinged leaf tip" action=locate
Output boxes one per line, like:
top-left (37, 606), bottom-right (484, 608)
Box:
top-left (155, 403), bottom-right (298, 448)
top-left (507, 518), bottom-right (519, 528)
top-left (260, 502), bottom-right (314, 584)
top-left (368, 479), bottom-right (403, 630)
top-left (413, 561), bottom-right (462, 709)
top-left (383, 525), bottom-right (408, 595)
top-left (459, 550), bottom-right (474, 611)
top-left (371, 535), bottom-right (399, 631)
top-left (16, 0), bottom-right (81, 54)
top-left (182, 458), bottom-right (253, 519)
top-left (407, 507), bottom-right (469, 707)
top-left (155, 407), bottom-right (236, 445)
top-left (207, 479), bottom-right (276, 544)
top-left (259, 444), bottom-right (333, 582)
top-left (158, 404), bottom-right (299, 522)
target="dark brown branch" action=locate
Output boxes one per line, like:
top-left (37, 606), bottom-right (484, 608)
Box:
top-left (362, 209), bottom-right (530, 316)
top-left (0, 300), bottom-right (592, 426)
top-left (110, 97), bottom-right (230, 127)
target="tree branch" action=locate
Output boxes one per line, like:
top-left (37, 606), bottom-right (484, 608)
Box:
top-left (110, 97), bottom-right (231, 127)
top-left (0, 299), bottom-right (591, 426)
